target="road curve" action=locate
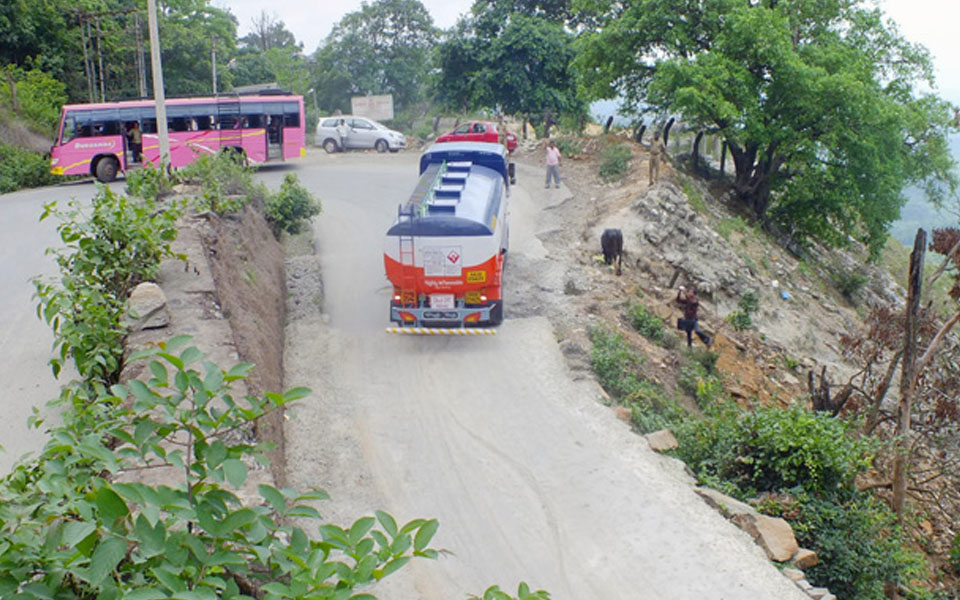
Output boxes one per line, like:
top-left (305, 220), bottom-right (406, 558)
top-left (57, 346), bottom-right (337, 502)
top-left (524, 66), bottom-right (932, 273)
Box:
top-left (282, 151), bottom-right (809, 600)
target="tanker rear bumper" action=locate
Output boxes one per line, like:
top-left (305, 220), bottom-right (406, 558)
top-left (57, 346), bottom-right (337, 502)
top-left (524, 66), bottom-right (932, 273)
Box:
top-left (389, 300), bottom-right (502, 328)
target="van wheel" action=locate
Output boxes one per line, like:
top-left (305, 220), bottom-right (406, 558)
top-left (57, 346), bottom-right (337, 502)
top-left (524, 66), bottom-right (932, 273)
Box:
top-left (375, 139), bottom-right (388, 153)
top-left (95, 157), bottom-right (119, 183)
top-left (323, 138), bottom-right (339, 154)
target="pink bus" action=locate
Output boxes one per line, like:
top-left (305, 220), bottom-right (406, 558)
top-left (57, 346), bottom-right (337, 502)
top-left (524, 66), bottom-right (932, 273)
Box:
top-left (50, 93), bottom-right (306, 182)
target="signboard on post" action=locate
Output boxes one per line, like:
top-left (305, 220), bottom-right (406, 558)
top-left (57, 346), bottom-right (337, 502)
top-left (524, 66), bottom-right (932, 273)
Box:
top-left (351, 94), bottom-right (394, 121)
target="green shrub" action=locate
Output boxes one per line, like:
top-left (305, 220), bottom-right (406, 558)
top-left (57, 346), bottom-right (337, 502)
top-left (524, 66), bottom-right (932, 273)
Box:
top-left (626, 380), bottom-right (689, 433)
top-left (554, 136), bottom-right (585, 156)
top-left (0, 339), bottom-right (441, 599)
top-left (628, 303), bottom-right (665, 343)
top-left (716, 216), bottom-right (750, 241)
top-left (675, 404), bottom-right (873, 499)
top-left (265, 173), bottom-right (321, 236)
top-left (727, 289), bottom-right (759, 331)
top-left (598, 143), bottom-right (632, 181)
top-left (834, 268), bottom-right (870, 300)
top-left (589, 327), bottom-right (644, 399)
top-left (0, 66), bottom-right (67, 133)
top-left (677, 362), bottom-right (726, 412)
top-left (124, 162), bottom-right (176, 200)
top-left (0, 142), bottom-right (57, 192)
top-left (794, 494), bottom-right (928, 600)
top-left (681, 177), bottom-right (706, 214)
top-left (33, 187), bottom-right (182, 383)
top-left (178, 151), bottom-right (253, 214)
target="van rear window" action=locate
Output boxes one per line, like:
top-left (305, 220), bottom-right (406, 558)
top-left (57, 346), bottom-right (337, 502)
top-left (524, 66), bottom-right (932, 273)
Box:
top-left (321, 118), bottom-right (338, 127)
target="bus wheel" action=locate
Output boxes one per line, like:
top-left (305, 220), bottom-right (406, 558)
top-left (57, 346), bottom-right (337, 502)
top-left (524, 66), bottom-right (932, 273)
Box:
top-left (323, 139), bottom-right (339, 154)
top-left (375, 139), bottom-right (388, 153)
top-left (95, 157), bottom-right (119, 183)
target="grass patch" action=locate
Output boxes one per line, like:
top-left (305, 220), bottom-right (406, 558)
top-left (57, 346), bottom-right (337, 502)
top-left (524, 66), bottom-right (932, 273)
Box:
top-left (879, 234), bottom-right (953, 318)
top-left (628, 303), bottom-right (666, 344)
top-left (681, 177), bottom-right (707, 214)
top-left (716, 215), bottom-right (750, 241)
top-left (598, 143), bottom-right (632, 182)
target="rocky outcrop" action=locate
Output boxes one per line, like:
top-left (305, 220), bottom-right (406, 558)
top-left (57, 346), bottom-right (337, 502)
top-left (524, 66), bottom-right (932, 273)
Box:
top-left (645, 428), bottom-right (679, 451)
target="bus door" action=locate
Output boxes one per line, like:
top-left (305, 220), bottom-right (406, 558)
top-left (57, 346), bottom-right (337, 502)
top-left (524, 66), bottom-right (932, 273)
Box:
top-left (266, 109), bottom-right (284, 160)
top-left (217, 98), bottom-right (242, 153)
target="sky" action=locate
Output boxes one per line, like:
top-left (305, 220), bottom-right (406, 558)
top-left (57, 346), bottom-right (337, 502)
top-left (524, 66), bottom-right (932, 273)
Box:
top-left (214, 0), bottom-right (960, 106)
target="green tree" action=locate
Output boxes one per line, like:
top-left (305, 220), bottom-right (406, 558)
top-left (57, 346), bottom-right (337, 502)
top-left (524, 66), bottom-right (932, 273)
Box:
top-left (239, 9), bottom-right (300, 52)
top-left (158, 0), bottom-right (237, 96)
top-left (434, 9), bottom-right (584, 129)
top-left (575, 0), bottom-right (958, 256)
top-left (311, 0), bottom-right (437, 114)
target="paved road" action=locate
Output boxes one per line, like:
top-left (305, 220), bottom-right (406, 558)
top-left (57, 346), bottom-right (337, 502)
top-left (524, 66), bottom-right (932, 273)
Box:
top-left (282, 150), bottom-right (810, 600)
top-left (0, 181), bottom-right (99, 474)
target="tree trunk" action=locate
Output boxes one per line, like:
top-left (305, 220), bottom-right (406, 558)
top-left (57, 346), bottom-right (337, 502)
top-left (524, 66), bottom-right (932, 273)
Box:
top-left (663, 118), bottom-right (675, 146)
top-left (6, 71), bottom-right (18, 113)
top-left (864, 349), bottom-right (903, 435)
top-left (720, 141), bottom-right (727, 177)
top-left (693, 131), bottom-right (704, 175)
top-left (892, 228), bottom-right (926, 516)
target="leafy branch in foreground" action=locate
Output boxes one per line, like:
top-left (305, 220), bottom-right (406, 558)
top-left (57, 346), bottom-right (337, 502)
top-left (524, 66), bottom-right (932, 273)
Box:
top-left (0, 337), bottom-right (439, 599)
top-left (32, 186), bottom-right (182, 384)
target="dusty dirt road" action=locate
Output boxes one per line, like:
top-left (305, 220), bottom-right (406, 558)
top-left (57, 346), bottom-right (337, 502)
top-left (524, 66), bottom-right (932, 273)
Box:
top-left (283, 150), bottom-right (809, 600)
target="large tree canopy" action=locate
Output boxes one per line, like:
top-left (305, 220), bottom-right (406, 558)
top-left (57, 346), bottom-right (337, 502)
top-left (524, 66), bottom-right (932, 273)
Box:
top-left (311, 0), bottom-right (437, 115)
top-left (575, 0), bottom-right (958, 255)
top-left (434, 3), bottom-right (583, 126)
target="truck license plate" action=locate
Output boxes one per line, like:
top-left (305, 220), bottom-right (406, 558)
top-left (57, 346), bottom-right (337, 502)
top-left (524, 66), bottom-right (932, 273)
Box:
top-left (430, 294), bottom-right (455, 309)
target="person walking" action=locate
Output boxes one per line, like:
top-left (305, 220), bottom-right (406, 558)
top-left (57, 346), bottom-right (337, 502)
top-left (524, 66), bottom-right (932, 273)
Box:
top-left (649, 130), bottom-right (665, 185)
top-left (676, 286), bottom-right (711, 348)
top-left (545, 139), bottom-right (561, 189)
top-left (336, 118), bottom-right (349, 152)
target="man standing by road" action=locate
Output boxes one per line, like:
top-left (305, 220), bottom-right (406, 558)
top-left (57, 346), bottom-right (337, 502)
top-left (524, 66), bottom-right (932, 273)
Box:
top-left (676, 286), bottom-right (711, 348)
top-left (545, 139), bottom-right (561, 189)
top-left (336, 118), bottom-right (349, 152)
top-left (649, 130), bottom-right (666, 185)
top-left (127, 121), bottom-right (142, 163)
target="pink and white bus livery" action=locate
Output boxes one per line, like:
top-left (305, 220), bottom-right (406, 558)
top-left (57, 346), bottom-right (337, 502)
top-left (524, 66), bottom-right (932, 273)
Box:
top-left (50, 93), bottom-right (306, 182)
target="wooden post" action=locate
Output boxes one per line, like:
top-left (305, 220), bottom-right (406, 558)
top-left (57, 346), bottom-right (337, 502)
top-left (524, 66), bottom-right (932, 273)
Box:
top-left (720, 141), bottom-right (727, 177)
top-left (892, 228), bottom-right (926, 516)
top-left (6, 71), bottom-right (18, 113)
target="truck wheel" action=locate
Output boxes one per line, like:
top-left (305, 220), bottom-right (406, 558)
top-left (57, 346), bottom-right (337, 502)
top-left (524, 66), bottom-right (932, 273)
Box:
top-left (488, 300), bottom-right (503, 326)
top-left (95, 157), bottom-right (119, 183)
top-left (324, 139), bottom-right (339, 154)
top-left (375, 139), bottom-right (388, 153)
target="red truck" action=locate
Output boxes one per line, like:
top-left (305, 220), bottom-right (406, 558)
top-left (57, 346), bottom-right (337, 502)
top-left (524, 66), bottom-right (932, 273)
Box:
top-left (435, 120), bottom-right (518, 153)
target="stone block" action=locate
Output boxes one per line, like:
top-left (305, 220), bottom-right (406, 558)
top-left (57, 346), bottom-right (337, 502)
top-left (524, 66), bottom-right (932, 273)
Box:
top-left (127, 282), bottom-right (170, 330)
top-left (793, 547), bottom-right (819, 569)
top-left (781, 568), bottom-right (805, 582)
top-left (645, 429), bottom-right (678, 451)
top-left (808, 588), bottom-right (830, 599)
top-left (732, 513), bottom-right (799, 561)
top-left (695, 487), bottom-right (756, 518)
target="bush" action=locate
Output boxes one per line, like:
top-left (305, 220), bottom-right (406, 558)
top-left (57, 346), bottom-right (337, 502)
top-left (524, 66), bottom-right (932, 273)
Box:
top-left (265, 173), bottom-right (321, 236)
top-left (627, 380), bottom-right (688, 433)
top-left (716, 216), bottom-right (750, 241)
top-left (677, 361), bottom-right (726, 412)
top-left (793, 494), bottom-right (928, 600)
top-left (0, 66), bottom-right (67, 133)
top-left (589, 327), bottom-right (644, 399)
top-left (628, 303), bottom-right (665, 343)
top-left (124, 161), bottom-right (176, 200)
top-left (178, 151), bottom-right (253, 214)
top-left (0, 142), bottom-right (57, 192)
top-left (675, 404), bottom-right (873, 499)
top-left (952, 532), bottom-right (960, 574)
top-left (834, 268), bottom-right (869, 300)
top-left (598, 143), bottom-right (632, 181)
top-left (727, 289), bottom-right (759, 331)
top-left (553, 136), bottom-right (584, 157)
top-left (33, 187), bottom-right (182, 383)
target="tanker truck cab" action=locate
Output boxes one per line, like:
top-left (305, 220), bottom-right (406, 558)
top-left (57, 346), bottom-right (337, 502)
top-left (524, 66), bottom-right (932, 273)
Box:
top-left (384, 142), bottom-right (509, 333)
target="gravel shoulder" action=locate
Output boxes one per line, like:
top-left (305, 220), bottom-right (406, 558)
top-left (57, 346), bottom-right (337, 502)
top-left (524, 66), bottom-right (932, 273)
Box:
top-left (282, 150), bottom-right (810, 599)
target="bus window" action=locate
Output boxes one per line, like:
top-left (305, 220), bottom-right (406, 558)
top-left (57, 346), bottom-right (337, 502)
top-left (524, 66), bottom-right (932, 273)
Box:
top-left (142, 118), bottom-right (157, 134)
top-left (60, 116), bottom-right (77, 143)
top-left (284, 112), bottom-right (300, 127)
top-left (244, 114), bottom-right (264, 128)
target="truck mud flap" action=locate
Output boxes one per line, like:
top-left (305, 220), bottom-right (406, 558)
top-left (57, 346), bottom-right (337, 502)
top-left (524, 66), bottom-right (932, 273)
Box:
top-left (385, 327), bottom-right (497, 336)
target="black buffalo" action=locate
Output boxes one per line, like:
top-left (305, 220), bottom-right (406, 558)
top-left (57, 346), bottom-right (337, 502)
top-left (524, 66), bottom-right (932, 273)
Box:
top-left (601, 228), bottom-right (623, 276)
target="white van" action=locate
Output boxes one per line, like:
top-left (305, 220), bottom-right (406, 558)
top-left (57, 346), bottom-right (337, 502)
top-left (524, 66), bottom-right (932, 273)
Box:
top-left (316, 115), bottom-right (407, 154)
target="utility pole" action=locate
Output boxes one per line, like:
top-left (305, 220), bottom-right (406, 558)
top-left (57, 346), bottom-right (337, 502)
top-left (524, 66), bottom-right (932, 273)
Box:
top-left (211, 36), bottom-right (217, 95)
top-left (146, 0), bottom-right (169, 164)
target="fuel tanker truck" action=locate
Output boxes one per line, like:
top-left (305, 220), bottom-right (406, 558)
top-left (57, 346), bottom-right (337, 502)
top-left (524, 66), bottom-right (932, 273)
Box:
top-left (383, 142), bottom-right (510, 335)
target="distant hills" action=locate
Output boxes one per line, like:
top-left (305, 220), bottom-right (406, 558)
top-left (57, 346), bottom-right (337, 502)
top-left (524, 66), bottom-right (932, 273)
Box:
top-left (890, 133), bottom-right (960, 246)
